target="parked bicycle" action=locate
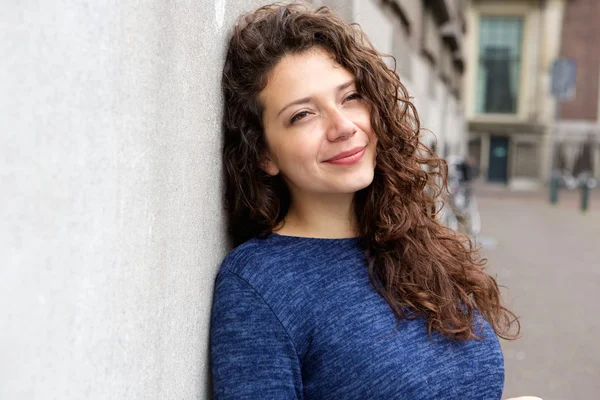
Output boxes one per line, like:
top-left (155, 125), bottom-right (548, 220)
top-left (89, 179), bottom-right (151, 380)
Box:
top-left (438, 156), bottom-right (481, 237)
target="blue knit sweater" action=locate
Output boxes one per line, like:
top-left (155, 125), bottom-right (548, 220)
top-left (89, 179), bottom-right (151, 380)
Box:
top-left (210, 234), bottom-right (504, 399)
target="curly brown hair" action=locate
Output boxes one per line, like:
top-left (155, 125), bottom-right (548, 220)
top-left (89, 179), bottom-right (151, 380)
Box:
top-left (221, 3), bottom-right (519, 341)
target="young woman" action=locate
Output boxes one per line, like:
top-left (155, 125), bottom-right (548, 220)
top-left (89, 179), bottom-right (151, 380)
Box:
top-left (210, 4), bottom-right (526, 399)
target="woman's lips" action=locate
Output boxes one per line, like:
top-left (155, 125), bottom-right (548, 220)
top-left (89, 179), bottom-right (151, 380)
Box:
top-left (323, 147), bottom-right (366, 165)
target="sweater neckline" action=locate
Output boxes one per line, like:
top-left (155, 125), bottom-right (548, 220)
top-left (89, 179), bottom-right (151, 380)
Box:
top-left (268, 232), bottom-right (359, 243)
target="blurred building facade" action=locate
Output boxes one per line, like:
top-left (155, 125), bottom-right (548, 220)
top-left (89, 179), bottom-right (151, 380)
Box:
top-left (556, 0), bottom-right (600, 181)
top-left (464, 0), bottom-right (600, 188)
top-left (312, 0), bottom-right (470, 159)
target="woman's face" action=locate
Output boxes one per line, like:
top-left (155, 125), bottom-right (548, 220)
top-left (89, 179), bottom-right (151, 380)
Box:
top-left (259, 48), bottom-right (377, 199)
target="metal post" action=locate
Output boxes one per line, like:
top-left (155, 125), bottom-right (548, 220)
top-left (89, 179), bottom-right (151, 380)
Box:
top-left (550, 173), bottom-right (559, 204)
top-left (581, 179), bottom-right (590, 212)
top-left (549, 57), bottom-right (576, 205)
top-left (549, 100), bottom-right (560, 205)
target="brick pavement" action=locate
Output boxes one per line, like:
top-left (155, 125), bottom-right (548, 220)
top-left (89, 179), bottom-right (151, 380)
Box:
top-left (474, 185), bottom-right (600, 400)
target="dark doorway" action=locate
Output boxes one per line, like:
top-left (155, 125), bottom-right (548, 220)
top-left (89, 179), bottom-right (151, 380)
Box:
top-left (488, 136), bottom-right (509, 183)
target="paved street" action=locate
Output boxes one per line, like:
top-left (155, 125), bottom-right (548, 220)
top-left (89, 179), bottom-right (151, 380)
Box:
top-left (474, 185), bottom-right (600, 400)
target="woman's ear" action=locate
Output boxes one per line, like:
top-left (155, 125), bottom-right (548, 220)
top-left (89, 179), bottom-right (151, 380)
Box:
top-left (261, 154), bottom-right (280, 176)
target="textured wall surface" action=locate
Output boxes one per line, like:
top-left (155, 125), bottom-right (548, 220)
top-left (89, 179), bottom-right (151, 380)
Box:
top-left (0, 1), bottom-right (263, 398)
top-left (0, 1), bottom-right (470, 398)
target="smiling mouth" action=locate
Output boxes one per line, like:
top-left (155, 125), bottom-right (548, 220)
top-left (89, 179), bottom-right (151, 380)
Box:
top-left (323, 146), bottom-right (366, 165)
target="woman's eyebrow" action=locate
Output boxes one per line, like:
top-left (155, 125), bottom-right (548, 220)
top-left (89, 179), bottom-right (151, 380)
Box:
top-left (276, 80), bottom-right (356, 118)
top-left (336, 79), bottom-right (355, 92)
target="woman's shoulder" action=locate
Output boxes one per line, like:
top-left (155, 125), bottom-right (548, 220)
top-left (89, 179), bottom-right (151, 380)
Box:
top-left (216, 233), bottom-right (362, 289)
top-left (216, 235), bottom-right (289, 283)
top-left (219, 238), bottom-right (265, 274)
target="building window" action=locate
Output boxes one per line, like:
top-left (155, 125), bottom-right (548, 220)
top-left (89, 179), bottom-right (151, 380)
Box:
top-left (392, 22), bottom-right (412, 81)
top-left (422, 7), bottom-right (442, 64)
top-left (468, 137), bottom-right (482, 167)
top-left (475, 16), bottom-right (523, 114)
top-left (514, 141), bottom-right (540, 178)
top-left (428, 61), bottom-right (438, 99)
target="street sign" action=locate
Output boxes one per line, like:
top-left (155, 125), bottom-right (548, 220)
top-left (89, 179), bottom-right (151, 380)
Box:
top-left (549, 58), bottom-right (577, 204)
top-left (551, 58), bottom-right (576, 100)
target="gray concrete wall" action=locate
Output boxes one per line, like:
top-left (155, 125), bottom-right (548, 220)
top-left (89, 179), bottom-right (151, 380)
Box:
top-left (0, 1), bottom-right (263, 398)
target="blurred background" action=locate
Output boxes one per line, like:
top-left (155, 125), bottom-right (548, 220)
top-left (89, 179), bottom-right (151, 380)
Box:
top-left (1, 0), bottom-right (598, 399)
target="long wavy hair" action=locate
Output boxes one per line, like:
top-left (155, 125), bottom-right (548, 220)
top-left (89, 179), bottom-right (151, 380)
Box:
top-left (222, 3), bottom-right (519, 340)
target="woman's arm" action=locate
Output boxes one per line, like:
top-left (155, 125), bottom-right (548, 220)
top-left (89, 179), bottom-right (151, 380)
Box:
top-left (210, 272), bottom-right (303, 399)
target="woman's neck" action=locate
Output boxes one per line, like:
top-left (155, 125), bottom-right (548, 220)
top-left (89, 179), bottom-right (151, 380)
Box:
top-left (274, 193), bottom-right (357, 239)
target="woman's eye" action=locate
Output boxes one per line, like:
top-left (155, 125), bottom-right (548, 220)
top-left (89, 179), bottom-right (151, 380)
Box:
top-left (344, 92), bottom-right (362, 102)
top-left (290, 111), bottom-right (310, 124)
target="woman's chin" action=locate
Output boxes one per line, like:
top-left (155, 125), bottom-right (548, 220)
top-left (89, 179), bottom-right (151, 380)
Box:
top-left (334, 175), bottom-right (375, 194)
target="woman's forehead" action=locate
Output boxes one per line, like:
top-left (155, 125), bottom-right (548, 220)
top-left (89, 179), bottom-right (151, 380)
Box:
top-left (260, 49), bottom-right (355, 108)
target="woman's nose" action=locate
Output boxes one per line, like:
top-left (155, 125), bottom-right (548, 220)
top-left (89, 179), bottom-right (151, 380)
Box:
top-left (325, 108), bottom-right (357, 142)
